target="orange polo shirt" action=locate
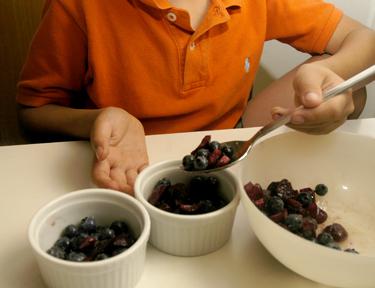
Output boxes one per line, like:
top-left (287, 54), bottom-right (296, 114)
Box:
top-left (17, 0), bottom-right (342, 135)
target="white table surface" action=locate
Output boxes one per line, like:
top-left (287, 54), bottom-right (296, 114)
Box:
top-left (1, 118), bottom-right (374, 288)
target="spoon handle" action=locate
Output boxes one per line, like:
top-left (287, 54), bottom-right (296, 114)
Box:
top-left (250, 65), bottom-right (375, 141)
top-left (323, 64), bottom-right (375, 101)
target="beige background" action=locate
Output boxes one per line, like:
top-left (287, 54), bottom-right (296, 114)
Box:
top-left (0, 0), bottom-right (44, 145)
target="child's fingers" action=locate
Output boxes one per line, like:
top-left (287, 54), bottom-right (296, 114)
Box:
top-left (271, 92), bottom-right (353, 132)
top-left (92, 159), bottom-right (119, 190)
top-left (291, 93), bottom-right (353, 125)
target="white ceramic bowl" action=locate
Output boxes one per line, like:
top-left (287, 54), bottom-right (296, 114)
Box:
top-left (135, 159), bottom-right (240, 257)
top-left (28, 188), bottom-right (150, 288)
top-left (239, 131), bottom-right (375, 288)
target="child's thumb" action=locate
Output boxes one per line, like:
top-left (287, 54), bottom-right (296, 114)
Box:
top-left (294, 71), bottom-right (324, 108)
top-left (91, 123), bottom-right (111, 161)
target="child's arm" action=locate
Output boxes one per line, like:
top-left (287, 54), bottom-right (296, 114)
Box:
top-left (244, 15), bottom-right (375, 133)
top-left (19, 105), bottom-right (149, 194)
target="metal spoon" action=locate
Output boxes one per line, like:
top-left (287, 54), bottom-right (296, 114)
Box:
top-left (183, 64), bottom-right (375, 173)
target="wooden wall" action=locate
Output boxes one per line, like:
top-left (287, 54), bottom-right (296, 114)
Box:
top-left (0, 0), bottom-right (44, 145)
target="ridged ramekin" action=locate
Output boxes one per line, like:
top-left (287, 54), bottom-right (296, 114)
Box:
top-left (134, 160), bottom-right (240, 256)
top-left (28, 189), bottom-right (150, 288)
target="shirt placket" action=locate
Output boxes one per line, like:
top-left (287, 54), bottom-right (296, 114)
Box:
top-left (164, 2), bottom-right (231, 91)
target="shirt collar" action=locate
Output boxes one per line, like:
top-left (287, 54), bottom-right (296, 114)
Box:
top-left (138, 0), bottom-right (242, 10)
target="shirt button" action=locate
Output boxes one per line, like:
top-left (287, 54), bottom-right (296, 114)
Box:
top-left (214, 6), bottom-right (222, 16)
top-left (189, 42), bottom-right (196, 51)
top-left (166, 12), bottom-right (177, 22)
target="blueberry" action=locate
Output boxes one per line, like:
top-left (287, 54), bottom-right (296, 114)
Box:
top-left (67, 251), bottom-right (86, 262)
top-left (284, 214), bottom-right (303, 233)
top-left (193, 156), bottom-right (208, 170)
top-left (182, 155), bottom-right (195, 170)
top-left (79, 216), bottom-right (96, 233)
top-left (189, 175), bottom-right (207, 196)
top-left (156, 178), bottom-right (171, 187)
top-left (315, 184), bottom-right (328, 196)
top-left (54, 236), bottom-right (70, 251)
top-left (199, 199), bottom-right (215, 213)
top-left (47, 246), bottom-right (66, 259)
top-left (297, 191), bottom-right (314, 207)
top-left (95, 253), bottom-right (109, 261)
top-left (220, 144), bottom-right (234, 158)
top-left (70, 234), bottom-right (87, 251)
top-left (97, 227), bottom-right (115, 240)
top-left (204, 176), bottom-right (219, 197)
top-left (266, 196), bottom-right (284, 215)
top-left (317, 232), bottom-right (334, 246)
top-left (62, 224), bottom-right (78, 238)
top-left (208, 141), bottom-right (220, 152)
top-left (196, 148), bottom-right (210, 158)
top-left (112, 247), bottom-right (127, 256)
top-left (110, 221), bottom-right (129, 235)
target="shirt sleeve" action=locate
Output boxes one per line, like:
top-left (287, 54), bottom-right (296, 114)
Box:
top-left (17, 0), bottom-right (88, 107)
top-left (265, 0), bottom-right (343, 54)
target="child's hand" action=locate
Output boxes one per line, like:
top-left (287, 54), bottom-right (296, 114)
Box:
top-left (271, 63), bottom-right (355, 134)
top-left (90, 107), bottom-right (149, 195)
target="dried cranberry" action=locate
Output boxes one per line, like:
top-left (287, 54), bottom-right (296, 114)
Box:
top-left (323, 223), bottom-right (348, 242)
top-left (191, 135), bottom-right (211, 155)
top-left (207, 148), bottom-right (222, 167)
top-left (306, 202), bottom-right (318, 218)
top-left (244, 182), bottom-right (263, 201)
top-left (217, 155), bottom-right (231, 167)
top-left (254, 198), bottom-right (266, 210)
top-left (271, 179), bottom-right (298, 200)
top-left (286, 198), bottom-right (303, 214)
top-left (315, 208), bottom-right (328, 224)
top-left (270, 209), bottom-right (287, 223)
top-left (148, 181), bottom-right (170, 205)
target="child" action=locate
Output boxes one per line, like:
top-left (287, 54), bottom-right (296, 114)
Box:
top-left (17, 0), bottom-right (375, 194)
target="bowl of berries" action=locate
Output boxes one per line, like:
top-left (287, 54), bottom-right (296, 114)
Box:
top-left (28, 188), bottom-right (150, 288)
top-left (239, 131), bottom-right (375, 288)
top-left (134, 159), bottom-right (240, 256)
